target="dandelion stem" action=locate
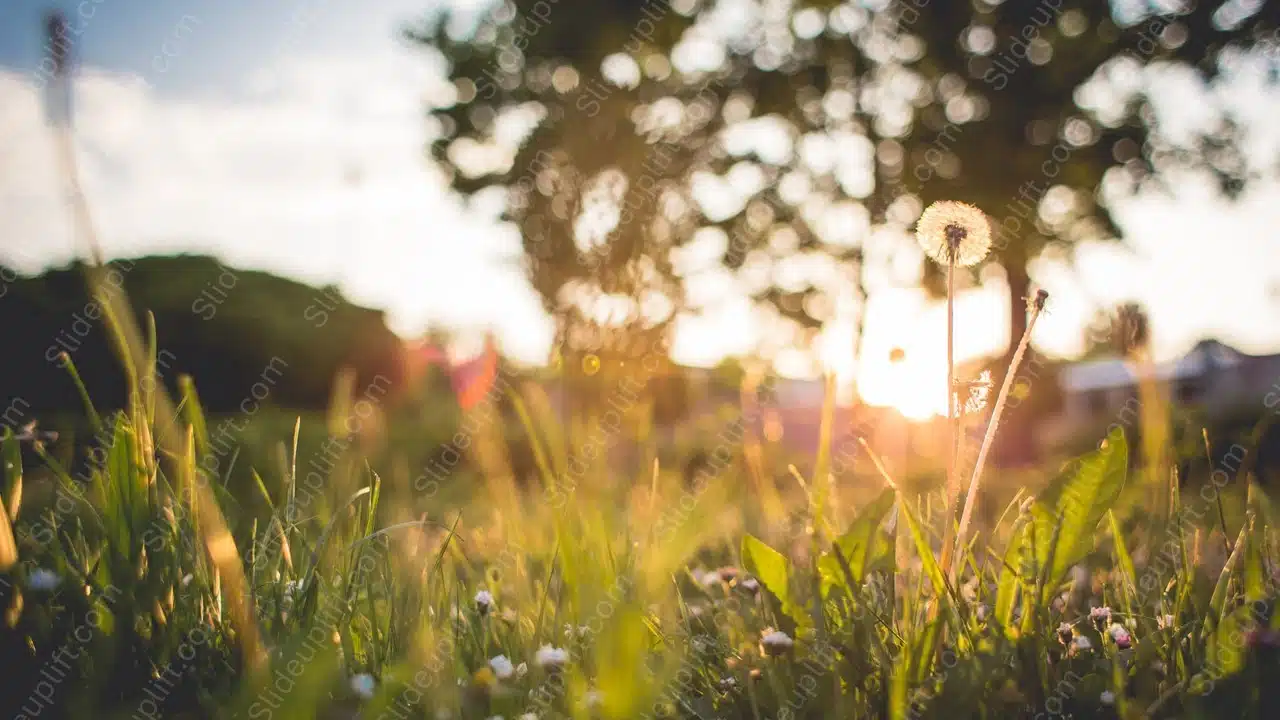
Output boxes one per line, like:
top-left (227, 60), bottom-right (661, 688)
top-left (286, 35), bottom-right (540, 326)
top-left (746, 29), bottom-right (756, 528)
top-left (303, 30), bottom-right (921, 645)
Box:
top-left (951, 290), bottom-right (1048, 580)
top-left (940, 254), bottom-right (958, 579)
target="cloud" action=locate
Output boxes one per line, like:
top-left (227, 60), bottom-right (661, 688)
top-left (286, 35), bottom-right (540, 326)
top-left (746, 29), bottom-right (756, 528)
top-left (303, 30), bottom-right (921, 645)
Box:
top-left (0, 49), bottom-right (554, 362)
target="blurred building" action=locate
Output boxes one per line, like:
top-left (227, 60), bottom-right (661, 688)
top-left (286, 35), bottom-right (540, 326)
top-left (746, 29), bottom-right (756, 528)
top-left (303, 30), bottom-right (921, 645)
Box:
top-left (1046, 339), bottom-right (1280, 445)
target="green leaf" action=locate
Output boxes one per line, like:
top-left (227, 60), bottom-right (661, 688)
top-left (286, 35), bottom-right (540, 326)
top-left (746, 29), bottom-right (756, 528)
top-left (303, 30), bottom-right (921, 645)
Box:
top-left (818, 488), bottom-right (895, 597)
top-left (1031, 428), bottom-right (1128, 601)
top-left (742, 533), bottom-right (804, 627)
top-left (1242, 516), bottom-right (1265, 604)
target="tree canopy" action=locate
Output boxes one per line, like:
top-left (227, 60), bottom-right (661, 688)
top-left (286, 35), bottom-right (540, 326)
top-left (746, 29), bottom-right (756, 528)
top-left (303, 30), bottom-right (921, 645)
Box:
top-left (410, 0), bottom-right (1276, 372)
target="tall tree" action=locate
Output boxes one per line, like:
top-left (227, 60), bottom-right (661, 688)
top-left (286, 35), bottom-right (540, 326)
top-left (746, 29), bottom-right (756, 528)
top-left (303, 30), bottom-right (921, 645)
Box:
top-left (409, 0), bottom-right (1275, 449)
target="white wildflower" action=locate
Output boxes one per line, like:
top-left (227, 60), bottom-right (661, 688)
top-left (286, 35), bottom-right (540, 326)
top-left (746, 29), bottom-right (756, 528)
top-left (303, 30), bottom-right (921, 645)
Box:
top-left (1073, 635), bottom-right (1093, 651)
top-left (489, 655), bottom-right (515, 680)
top-left (28, 568), bottom-right (61, 592)
top-left (350, 673), bottom-right (376, 700)
top-left (760, 629), bottom-right (794, 657)
top-left (516, 662), bottom-right (528, 678)
top-left (535, 644), bottom-right (569, 669)
top-left (740, 577), bottom-right (760, 592)
top-left (1100, 690), bottom-right (1115, 705)
top-left (475, 589), bottom-right (495, 613)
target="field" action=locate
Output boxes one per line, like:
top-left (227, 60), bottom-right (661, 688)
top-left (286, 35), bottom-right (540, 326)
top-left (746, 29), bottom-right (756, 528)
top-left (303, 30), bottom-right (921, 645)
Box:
top-left (3, 311), bottom-right (1279, 720)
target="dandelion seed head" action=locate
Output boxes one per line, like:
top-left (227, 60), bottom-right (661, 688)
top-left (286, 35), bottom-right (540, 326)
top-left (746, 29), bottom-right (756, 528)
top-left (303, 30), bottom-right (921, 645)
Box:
top-left (916, 201), bottom-right (992, 267)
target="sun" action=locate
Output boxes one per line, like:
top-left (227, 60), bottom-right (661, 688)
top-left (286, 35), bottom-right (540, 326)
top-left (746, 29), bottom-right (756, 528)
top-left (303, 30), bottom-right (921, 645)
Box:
top-left (857, 347), bottom-right (948, 420)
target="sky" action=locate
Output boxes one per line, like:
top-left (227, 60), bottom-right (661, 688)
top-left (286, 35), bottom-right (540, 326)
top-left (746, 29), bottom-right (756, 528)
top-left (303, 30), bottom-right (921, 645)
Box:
top-left (1, 0), bottom-right (1279, 415)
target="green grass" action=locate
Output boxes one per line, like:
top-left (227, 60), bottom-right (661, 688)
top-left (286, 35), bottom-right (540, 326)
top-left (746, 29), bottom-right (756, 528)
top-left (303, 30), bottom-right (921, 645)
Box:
top-left (3, 336), bottom-right (1280, 719)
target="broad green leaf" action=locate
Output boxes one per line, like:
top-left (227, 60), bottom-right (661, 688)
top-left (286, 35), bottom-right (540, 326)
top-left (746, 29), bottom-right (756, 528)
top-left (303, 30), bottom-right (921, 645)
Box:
top-left (1211, 604), bottom-right (1254, 679)
top-left (742, 533), bottom-right (804, 626)
top-left (818, 488), bottom-right (895, 597)
top-left (1029, 428), bottom-right (1128, 599)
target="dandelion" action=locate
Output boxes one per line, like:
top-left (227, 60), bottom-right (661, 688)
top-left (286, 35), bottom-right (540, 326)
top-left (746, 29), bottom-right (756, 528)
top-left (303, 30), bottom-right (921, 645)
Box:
top-left (350, 673), bottom-right (376, 700)
top-left (760, 629), bottom-right (794, 657)
top-left (28, 569), bottom-right (61, 592)
top-left (915, 201), bottom-right (992, 268)
top-left (1090, 606), bottom-right (1112, 631)
top-left (535, 644), bottom-right (569, 670)
top-left (475, 589), bottom-right (495, 614)
top-left (1073, 635), bottom-right (1093, 652)
top-left (489, 654), bottom-right (515, 680)
top-left (1100, 690), bottom-right (1115, 706)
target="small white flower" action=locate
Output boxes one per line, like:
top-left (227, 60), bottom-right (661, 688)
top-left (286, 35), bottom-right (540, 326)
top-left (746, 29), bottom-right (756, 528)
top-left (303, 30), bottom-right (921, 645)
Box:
top-left (1158, 614), bottom-right (1175, 629)
top-left (1108, 623), bottom-right (1129, 641)
top-left (577, 625), bottom-right (591, 638)
top-left (28, 569), bottom-right (61, 592)
top-left (740, 577), bottom-right (760, 592)
top-left (1073, 635), bottom-right (1093, 651)
top-left (350, 673), bottom-right (376, 699)
top-left (28, 566), bottom-right (61, 589)
top-left (515, 662), bottom-right (528, 678)
top-left (535, 644), bottom-right (569, 669)
top-left (975, 604), bottom-right (988, 622)
top-left (181, 573), bottom-right (194, 588)
top-left (718, 676), bottom-right (738, 691)
top-left (518, 714), bottom-right (538, 720)
top-left (475, 589), bottom-right (495, 612)
top-left (489, 655), bottom-right (515, 680)
top-left (760, 629), bottom-right (794, 656)
top-left (1100, 690), bottom-right (1115, 705)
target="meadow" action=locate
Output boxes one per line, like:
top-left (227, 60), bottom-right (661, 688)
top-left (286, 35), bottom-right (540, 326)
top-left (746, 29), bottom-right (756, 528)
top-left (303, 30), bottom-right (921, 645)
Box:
top-left (2, 292), bottom-right (1279, 720)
